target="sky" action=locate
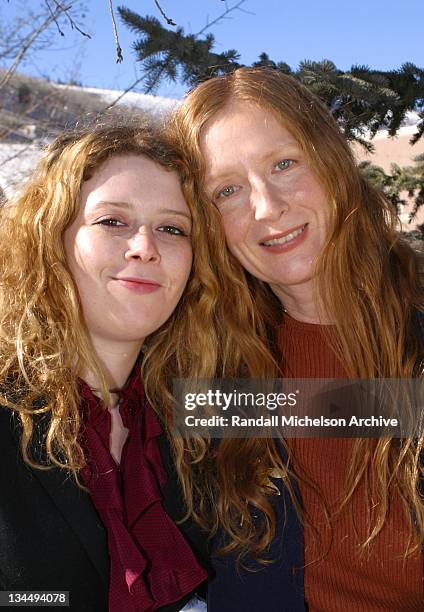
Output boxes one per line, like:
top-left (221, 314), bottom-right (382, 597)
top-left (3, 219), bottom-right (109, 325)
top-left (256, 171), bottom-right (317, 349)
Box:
top-left (3, 0), bottom-right (424, 99)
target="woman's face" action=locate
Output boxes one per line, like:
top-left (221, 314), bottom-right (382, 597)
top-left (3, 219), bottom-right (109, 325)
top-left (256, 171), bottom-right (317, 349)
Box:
top-left (200, 101), bottom-right (331, 296)
top-left (64, 154), bottom-right (192, 349)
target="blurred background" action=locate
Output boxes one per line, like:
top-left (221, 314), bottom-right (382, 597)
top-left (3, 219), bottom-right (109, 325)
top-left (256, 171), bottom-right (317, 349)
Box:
top-left (0, 0), bottom-right (423, 244)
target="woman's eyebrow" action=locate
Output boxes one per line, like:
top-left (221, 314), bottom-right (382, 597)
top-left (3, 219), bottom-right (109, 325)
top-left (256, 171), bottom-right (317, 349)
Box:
top-left (91, 202), bottom-right (191, 220)
top-left (92, 200), bottom-right (133, 209)
top-left (158, 208), bottom-right (192, 220)
top-left (204, 170), bottom-right (236, 187)
top-left (205, 142), bottom-right (301, 183)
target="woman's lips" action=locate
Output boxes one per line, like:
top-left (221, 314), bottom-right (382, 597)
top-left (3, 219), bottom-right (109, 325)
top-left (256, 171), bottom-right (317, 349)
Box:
top-left (260, 223), bottom-right (308, 253)
top-left (114, 277), bottom-right (162, 294)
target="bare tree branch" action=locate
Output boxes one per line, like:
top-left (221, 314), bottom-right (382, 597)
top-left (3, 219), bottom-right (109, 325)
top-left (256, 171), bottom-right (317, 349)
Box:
top-left (44, 0), bottom-right (65, 36)
top-left (101, 65), bottom-right (167, 112)
top-left (47, 0), bottom-right (91, 38)
top-left (153, 1), bottom-right (176, 27)
top-left (108, 0), bottom-right (123, 63)
top-left (102, 76), bottom-right (146, 110)
top-left (0, 4), bottom-right (68, 89)
top-left (0, 8), bottom-right (60, 61)
top-left (196, 0), bottom-right (249, 36)
top-left (143, 65), bottom-right (167, 94)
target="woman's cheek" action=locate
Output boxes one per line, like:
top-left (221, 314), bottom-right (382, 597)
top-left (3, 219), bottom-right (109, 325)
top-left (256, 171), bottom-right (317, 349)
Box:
top-left (221, 210), bottom-right (248, 247)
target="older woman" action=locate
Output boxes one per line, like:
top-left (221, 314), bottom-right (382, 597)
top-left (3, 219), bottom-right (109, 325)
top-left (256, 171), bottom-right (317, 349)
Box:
top-left (173, 68), bottom-right (424, 611)
top-left (0, 123), bottom-right (276, 611)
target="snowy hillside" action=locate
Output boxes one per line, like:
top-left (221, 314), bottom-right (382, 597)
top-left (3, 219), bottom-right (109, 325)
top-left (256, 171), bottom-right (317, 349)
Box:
top-left (53, 83), bottom-right (178, 118)
top-left (0, 82), bottom-right (421, 212)
top-left (0, 143), bottom-right (43, 198)
top-left (0, 83), bottom-right (179, 198)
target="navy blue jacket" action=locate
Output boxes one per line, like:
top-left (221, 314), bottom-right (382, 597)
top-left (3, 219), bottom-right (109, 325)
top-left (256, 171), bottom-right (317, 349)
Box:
top-left (209, 458), bottom-right (424, 612)
top-left (208, 460), bottom-right (305, 611)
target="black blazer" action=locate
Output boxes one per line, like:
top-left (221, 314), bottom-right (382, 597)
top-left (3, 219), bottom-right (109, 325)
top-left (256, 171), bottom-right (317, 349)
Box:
top-left (0, 408), bottom-right (209, 611)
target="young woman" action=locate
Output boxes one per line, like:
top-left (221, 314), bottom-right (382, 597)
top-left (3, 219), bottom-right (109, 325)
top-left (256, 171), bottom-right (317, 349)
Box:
top-left (0, 123), bottom-right (276, 611)
top-left (172, 67), bottom-right (424, 610)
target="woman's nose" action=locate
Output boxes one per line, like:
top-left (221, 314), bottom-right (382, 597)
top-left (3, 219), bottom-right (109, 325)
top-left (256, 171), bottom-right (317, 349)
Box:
top-left (124, 227), bottom-right (161, 263)
top-left (251, 180), bottom-right (288, 222)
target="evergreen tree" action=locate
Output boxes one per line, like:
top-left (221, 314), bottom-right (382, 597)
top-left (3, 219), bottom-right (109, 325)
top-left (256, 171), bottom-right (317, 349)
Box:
top-left (351, 63), bottom-right (424, 141)
top-left (396, 154), bottom-right (424, 220)
top-left (118, 7), bottom-right (424, 146)
top-left (359, 157), bottom-right (424, 220)
top-left (118, 9), bottom-right (241, 93)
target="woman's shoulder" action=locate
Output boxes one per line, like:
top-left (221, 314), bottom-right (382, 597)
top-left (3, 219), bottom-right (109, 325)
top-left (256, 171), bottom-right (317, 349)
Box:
top-left (0, 391), bottom-right (51, 472)
top-left (0, 403), bottom-right (20, 438)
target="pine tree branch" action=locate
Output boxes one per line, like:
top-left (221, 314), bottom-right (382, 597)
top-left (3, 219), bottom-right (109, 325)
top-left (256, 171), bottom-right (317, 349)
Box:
top-left (410, 115), bottom-right (424, 145)
top-left (109, 0), bottom-right (123, 63)
top-left (153, 1), bottom-right (176, 26)
top-left (117, 3), bottom-right (423, 146)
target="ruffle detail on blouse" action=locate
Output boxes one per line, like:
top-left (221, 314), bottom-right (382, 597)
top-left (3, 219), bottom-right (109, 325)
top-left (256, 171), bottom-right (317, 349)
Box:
top-left (79, 369), bottom-right (207, 612)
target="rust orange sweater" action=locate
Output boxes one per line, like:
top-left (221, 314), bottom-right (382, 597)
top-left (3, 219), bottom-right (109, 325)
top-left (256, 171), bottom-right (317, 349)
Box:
top-left (279, 314), bottom-right (423, 611)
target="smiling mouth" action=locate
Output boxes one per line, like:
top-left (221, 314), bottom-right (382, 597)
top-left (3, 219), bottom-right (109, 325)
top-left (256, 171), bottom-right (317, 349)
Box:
top-left (261, 224), bottom-right (307, 247)
top-left (113, 277), bottom-right (162, 293)
top-left (114, 277), bottom-right (161, 286)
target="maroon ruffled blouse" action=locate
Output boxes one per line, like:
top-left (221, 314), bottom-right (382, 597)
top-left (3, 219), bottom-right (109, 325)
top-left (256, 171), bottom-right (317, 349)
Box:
top-left (79, 367), bottom-right (207, 612)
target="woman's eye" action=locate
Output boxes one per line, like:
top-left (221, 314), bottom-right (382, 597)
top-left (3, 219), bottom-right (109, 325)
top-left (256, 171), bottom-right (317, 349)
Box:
top-left (275, 159), bottom-right (294, 171)
top-left (216, 185), bottom-right (238, 199)
top-left (95, 218), bottom-right (125, 227)
top-left (157, 225), bottom-right (187, 237)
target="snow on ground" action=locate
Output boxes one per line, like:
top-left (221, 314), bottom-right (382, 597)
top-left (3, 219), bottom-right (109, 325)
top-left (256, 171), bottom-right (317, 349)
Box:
top-left (0, 85), bottom-right (179, 199)
top-left (0, 143), bottom-right (43, 199)
top-left (372, 112), bottom-right (422, 141)
top-left (53, 83), bottom-right (179, 118)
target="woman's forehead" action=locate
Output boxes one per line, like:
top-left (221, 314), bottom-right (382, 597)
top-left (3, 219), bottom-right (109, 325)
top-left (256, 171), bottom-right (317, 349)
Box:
top-left (200, 104), bottom-right (300, 162)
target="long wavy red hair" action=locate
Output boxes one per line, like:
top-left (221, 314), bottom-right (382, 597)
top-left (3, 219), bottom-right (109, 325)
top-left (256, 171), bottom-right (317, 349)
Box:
top-left (170, 67), bottom-right (424, 559)
top-left (0, 120), bottom-right (282, 551)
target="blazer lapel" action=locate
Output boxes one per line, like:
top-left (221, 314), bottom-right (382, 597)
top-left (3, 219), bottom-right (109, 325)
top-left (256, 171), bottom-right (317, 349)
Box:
top-left (157, 432), bottom-right (186, 522)
top-left (31, 465), bottom-right (109, 588)
top-left (157, 432), bottom-right (210, 571)
top-left (7, 410), bottom-right (109, 588)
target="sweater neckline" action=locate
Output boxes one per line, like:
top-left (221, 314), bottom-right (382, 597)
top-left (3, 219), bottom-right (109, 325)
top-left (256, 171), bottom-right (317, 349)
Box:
top-left (281, 312), bottom-right (334, 334)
